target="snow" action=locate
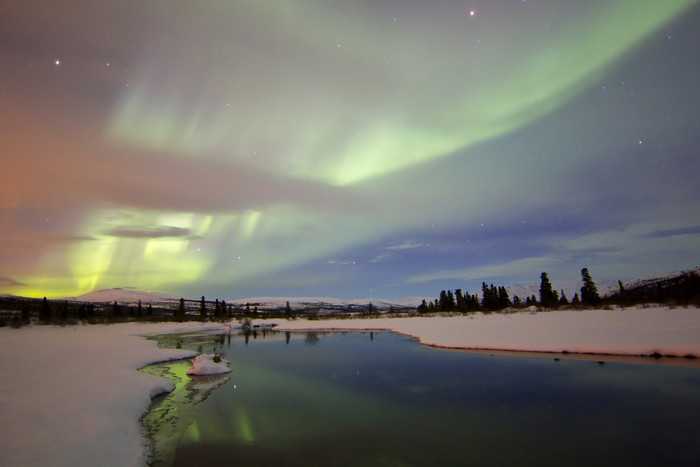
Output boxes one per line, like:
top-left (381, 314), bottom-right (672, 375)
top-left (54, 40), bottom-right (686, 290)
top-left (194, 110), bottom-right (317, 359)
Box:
top-left (1, 307), bottom-right (698, 466)
top-left (65, 287), bottom-right (183, 305)
top-left (0, 321), bottom-right (222, 467)
top-left (273, 306), bottom-right (700, 358)
top-left (186, 354), bottom-right (231, 375)
top-left (228, 295), bottom-right (425, 309)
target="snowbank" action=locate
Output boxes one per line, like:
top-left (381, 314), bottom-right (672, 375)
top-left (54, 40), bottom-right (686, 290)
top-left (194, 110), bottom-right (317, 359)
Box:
top-left (1, 307), bottom-right (698, 466)
top-left (273, 306), bottom-right (700, 358)
top-left (186, 354), bottom-right (231, 375)
top-left (0, 321), bottom-right (223, 467)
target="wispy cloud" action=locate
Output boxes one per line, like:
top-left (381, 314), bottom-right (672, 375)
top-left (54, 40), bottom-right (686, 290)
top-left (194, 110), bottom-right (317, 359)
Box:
top-left (103, 226), bottom-right (196, 239)
top-left (386, 241), bottom-right (424, 251)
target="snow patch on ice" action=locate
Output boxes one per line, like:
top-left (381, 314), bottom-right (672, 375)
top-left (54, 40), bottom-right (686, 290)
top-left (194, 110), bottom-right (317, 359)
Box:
top-left (186, 354), bottom-right (231, 375)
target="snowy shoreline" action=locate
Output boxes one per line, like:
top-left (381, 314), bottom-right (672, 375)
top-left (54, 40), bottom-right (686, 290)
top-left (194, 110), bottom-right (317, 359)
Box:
top-left (0, 321), bottom-right (222, 466)
top-left (272, 306), bottom-right (700, 362)
top-left (1, 306), bottom-right (699, 466)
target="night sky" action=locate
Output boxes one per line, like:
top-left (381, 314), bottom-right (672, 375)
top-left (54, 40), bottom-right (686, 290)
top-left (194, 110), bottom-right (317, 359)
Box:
top-left (1, 1), bottom-right (699, 300)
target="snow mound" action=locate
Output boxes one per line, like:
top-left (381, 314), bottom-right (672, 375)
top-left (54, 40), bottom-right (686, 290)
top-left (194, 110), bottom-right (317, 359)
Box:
top-left (186, 354), bottom-right (231, 375)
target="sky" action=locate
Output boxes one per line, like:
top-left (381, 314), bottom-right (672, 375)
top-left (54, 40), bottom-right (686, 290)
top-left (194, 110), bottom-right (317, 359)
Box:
top-left (1, 0), bottom-right (699, 300)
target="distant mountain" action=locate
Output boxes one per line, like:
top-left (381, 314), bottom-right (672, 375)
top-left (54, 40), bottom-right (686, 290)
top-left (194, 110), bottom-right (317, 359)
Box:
top-left (64, 289), bottom-right (424, 310)
top-left (226, 296), bottom-right (424, 311)
top-left (65, 288), bottom-right (182, 305)
top-left (616, 266), bottom-right (700, 293)
top-left (62, 267), bottom-right (697, 309)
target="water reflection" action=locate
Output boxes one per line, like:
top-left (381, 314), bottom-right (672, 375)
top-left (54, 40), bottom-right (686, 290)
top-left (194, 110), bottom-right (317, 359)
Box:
top-left (144, 330), bottom-right (700, 467)
top-left (141, 361), bottom-right (230, 466)
top-left (142, 327), bottom-right (282, 466)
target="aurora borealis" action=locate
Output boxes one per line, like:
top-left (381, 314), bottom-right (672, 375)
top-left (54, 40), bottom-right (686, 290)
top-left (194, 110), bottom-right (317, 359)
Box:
top-left (1, 0), bottom-right (699, 299)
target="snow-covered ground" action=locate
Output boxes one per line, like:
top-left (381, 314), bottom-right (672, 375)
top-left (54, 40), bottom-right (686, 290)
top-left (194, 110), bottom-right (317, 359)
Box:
top-left (1, 307), bottom-right (699, 466)
top-left (273, 306), bottom-right (700, 358)
top-left (0, 321), bottom-right (221, 467)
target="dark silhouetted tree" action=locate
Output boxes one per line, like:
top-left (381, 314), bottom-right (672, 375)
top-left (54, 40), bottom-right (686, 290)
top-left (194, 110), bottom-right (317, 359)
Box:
top-left (285, 301), bottom-right (292, 319)
top-left (417, 299), bottom-right (429, 314)
top-left (559, 290), bottom-right (569, 305)
top-left (176, 298), bottom-right (186, 321)
top-left (498, 286), bottom-right (512, 309)
top-left (580, 268), bottom-right (601, 306)
top-left (618, 280), bottom-right (630, 306)
top-left (199, 296), bottom-right (207, 320)
top-left (539, 272), bottom-right (558, 308)
top-left (40, 297), bottom-right (51, 321)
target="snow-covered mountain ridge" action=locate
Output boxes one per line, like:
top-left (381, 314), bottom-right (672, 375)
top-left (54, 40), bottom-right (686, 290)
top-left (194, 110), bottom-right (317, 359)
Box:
top-left (61, 267), bottom-right (698, 309)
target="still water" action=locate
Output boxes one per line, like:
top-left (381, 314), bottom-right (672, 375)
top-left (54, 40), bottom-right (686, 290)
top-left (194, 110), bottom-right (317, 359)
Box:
top-left (144, 329), bottom-right (700, 466)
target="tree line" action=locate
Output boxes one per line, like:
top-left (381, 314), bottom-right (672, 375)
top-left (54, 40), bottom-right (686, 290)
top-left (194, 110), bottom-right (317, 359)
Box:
top-left (417, 268), bottom-right (604, 314)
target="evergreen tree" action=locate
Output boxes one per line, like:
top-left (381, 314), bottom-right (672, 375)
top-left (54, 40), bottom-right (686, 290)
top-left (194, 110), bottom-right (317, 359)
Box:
top-left (539, 272), bottom-right (557, 308)
top-left (136, 300), bottom-right (143, 319)
top-left (112, 301), bottom-right (122, 317)
top-left (439, 290), bottom-right (448, 311)
top-left (147, 303), bottom-right (152, 316)
top-left (559, 290), bottom-right (569, 305)
top-left (176, 298), bottom-right (186, 321)
top-left (571, 292), bottom-right (580, 305)
top-left (417, 299), bottom-right (429, 314)
top-left (455, 289), bottom-right (467, 313)
top-left (214, 299), bottom-right (221, 319)
top-left (199, 296), bottom-right (207, 320)
top-left (285, 301), bottom-right (292, 319)
top-left (498, 286), bottom-right (512, 309)
top-left (618, 280), bottom-right (630, 306)
top-left (513, 295), bottom-right (521, 306)
top-left (40, 297), bottom-right (51, 321)
top-left (580, 268), bottom-right (601, 306)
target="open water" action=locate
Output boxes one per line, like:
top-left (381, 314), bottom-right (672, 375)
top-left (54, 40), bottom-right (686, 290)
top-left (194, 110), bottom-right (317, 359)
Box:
top-left (143, 328), bottom-right (700, 466)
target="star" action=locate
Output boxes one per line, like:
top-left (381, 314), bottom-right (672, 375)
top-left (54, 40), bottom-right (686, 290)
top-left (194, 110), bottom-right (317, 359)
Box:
top-left (54, 59), bottom-right (60, 66)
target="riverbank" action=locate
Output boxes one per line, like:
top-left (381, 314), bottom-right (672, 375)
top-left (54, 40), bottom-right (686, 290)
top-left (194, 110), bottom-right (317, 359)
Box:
top-left (272, 306), bottom-right (700, 363)
top-left (0, 321), bottom-right (221, 466)
top-left (1, 306), bottom-right (698, 466)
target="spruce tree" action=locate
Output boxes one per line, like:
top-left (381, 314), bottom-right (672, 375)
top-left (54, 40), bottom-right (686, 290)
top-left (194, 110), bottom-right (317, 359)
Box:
top-left (199, 296), bottom-right (207, 320)
top-left (417, 299), bottom-right (429, 314)
top-left (580, 268), bottom-right (601, 306)
top-left (176, 298), bottom-right (186, 321)
top-left (285, 301), bottom-right (292, 319)
top-left (539, 272), bottom-right (557, 308)
top-left (559, 290), bottom-right (569, 305)
top-left (618, 280), bottom-right (630, 306)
